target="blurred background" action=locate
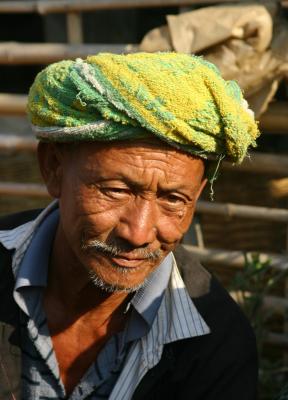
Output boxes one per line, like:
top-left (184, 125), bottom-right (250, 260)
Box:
top-left (0, 0), bottom-right (288, 398)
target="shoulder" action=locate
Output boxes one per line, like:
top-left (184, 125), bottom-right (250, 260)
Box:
top-left (0, 209), bottom-right (42, 231)
top-left (173, 244), bottom-right (256, 351)
top-left (0, 209), bottom-right (42, 277)
top-left (169, 245), bottom-right (258, 398)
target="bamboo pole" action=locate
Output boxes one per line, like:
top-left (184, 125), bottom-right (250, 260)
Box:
top-left (262, 296), bottom-right (288, 314)
top-left (259, 102), bottom-right (288, 134)
top-left (0, 43), bottom-right (130, 65)
top-left (0, 94), bottom-right (27, 115)
top-left (0, 183), bottom-right (48, 197)
top-left (183, 245), bottom-right (288, 271)
top-left (223, 152), bottom-right (288, 176)
top-left (0, 0), bottom-right (239, 14)
top-left (196, 201), bottom-right (288, 223)
top-left (265, 332), bottom-right (288, 348)
top-left (0, 134), bottom-right (36, 151)
top-left (230, 291), bottom-right (288, 315)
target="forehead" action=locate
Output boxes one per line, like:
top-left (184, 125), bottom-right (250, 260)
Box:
top-left (61, 140), bottom-right (205, 185)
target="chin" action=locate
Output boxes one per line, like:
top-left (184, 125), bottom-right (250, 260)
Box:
top-left (85, 255), bottom-right (158, 293)
top-left (88, 268), bottom-right (148, 293)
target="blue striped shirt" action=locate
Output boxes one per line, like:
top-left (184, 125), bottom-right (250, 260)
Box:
top-left (0, 201), bottom-right (210, 400)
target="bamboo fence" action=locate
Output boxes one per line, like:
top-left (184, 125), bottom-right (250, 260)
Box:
top-left (0, 0), bottom-right (239, 14)
top-left (0, 0), bottom-right (287, 352)
top-left (0, 43), bottom-right (130, 64)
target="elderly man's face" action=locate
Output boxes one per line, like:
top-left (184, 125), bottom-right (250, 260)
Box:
top-left (39, 140), bottom-right (206, 292)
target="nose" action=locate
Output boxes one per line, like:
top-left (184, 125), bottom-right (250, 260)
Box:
top-left (115, 198), bottom-right (157, 248)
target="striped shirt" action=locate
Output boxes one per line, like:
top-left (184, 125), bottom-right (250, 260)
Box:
top-left (0, 201), bottom-right (210, 400)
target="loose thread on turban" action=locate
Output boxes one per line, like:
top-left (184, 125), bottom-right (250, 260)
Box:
top-left (208, 153), bottom-right (226, 201)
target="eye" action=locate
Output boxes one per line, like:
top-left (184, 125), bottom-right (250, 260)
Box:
top-left (166, 194), bottom-right (185, 204)
top-left (101, 187), bottom-right (131, 199)
top-left (158, 193), bottom-right (187, 211)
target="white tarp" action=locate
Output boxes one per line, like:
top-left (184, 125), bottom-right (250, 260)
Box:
top-left (139, 3), bottom-right (288, 117)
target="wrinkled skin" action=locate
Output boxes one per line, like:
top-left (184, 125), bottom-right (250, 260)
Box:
top-left (38, 139), bottom-right (206, 393)
top-left (39, 139), bottom-right (206, 292)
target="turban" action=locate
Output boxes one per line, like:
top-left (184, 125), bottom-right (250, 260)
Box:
top-left (27, 52), bottom-right (259, 164)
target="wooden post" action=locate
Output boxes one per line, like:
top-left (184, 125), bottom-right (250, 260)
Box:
top-left (194, 222), bottom-right (204, 248)
top-left (66, 12), bottom-right (83, 44)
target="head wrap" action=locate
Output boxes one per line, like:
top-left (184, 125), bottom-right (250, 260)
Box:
top-left (27, 52), bottom-right (259, 163)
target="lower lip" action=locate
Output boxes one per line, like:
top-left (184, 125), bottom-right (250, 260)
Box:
top-left (110, 257), bottom-right (146, 268)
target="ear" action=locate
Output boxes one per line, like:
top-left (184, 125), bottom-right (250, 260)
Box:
top-left (195, 178), bottom-right (207, 202)
top-left (37, 142), bottom-right (63, 198)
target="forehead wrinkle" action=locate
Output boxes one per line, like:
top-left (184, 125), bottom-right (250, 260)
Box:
top-left (120, 150), bottom-right (195, 179)
top-left (116, 164), bottom-right (197, 194)
top-left (114, 150), bottom-right (191, 187)
top-left (69, 142), bottom-right (203, 192)
top-left (124, 152), bottom-right (203, 188)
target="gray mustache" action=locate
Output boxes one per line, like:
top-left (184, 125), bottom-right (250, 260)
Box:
top-left (81, 239), bottom-right (163, 261)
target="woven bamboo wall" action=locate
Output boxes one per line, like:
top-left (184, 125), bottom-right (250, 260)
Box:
top-left (200, 169), bottom-right (288, 254)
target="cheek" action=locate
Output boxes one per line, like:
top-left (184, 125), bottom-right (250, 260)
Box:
top-left (59, 184), bottom-right (122, 242)
top-left (157, 207), bottom-right (194, 245)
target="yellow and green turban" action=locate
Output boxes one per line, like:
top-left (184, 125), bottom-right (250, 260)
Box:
top-left (27, 52), bottom-right (259, 164)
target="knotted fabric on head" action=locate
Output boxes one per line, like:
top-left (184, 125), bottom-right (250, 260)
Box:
top-left (27, 52), bottom-right (259, 163)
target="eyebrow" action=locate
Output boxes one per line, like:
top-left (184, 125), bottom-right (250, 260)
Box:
top-left (96, 174), bottom-right (196, 197)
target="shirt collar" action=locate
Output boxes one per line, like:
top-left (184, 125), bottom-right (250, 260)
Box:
top-left (131, 253), bottom-right (172, 326)
top-left (14, 208), bottom-right (59, 290)
top-left (0, 200), bottom-right (59, 277)
top-left (125, 253), bottom-right (173, 342)
top-left (0, 200), bottom-right (58, 252)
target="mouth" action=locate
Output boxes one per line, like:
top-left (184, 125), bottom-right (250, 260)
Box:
top-left (81, 237), bottom-right (163, 269)
top-left (110, 255), bottom-right (148, 269)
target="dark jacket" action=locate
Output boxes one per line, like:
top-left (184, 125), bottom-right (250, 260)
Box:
top-left (0, 210), bottom-right (258, 400)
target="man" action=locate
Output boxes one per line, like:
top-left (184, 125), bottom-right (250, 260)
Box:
top-left (0, 53), bottom-right (259, 400)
